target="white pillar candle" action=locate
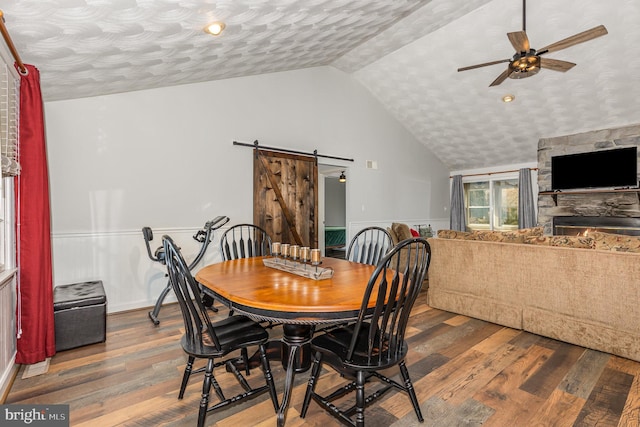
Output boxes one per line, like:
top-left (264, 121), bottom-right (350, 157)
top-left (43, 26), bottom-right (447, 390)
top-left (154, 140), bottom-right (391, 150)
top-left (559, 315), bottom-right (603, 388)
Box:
top-left (290, 245), bottom-right (300, 260)
top-left (281, 243), bottom-right (290, 257)
top-left (300, 247), bottom-right (310, 262)
top-left (311, 248), bottom-right (321, 264)
top-left (272, 242), bottom-right (281, 256)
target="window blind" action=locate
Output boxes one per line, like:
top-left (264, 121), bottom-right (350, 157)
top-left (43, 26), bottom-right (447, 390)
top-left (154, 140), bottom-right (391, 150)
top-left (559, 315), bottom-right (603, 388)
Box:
top-left (0, 61), bottom-right (19, 177)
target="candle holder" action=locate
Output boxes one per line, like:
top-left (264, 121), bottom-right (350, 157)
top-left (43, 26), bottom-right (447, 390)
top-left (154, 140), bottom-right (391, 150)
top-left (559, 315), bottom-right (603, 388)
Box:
top-left (313, 266), bottom-right (333, 280)
top-left (263, 245), bottom-right (333, 280)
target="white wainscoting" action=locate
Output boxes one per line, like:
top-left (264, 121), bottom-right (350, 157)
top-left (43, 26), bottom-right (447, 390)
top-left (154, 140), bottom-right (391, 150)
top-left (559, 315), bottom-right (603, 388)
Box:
top-left (51, 227), bottom-right (227, 314)
top-left (51, 219), bottom-right (450, 315)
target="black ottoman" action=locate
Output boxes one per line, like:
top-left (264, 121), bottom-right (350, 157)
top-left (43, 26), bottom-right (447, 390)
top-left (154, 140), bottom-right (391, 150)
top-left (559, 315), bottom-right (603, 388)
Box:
top-left (53, 280), bottom-right (107, 351)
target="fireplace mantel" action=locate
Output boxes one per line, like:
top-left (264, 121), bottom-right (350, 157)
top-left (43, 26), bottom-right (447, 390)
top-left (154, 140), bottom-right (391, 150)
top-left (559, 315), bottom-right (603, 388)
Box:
top-left (539, 188), bottom-right (640, 205)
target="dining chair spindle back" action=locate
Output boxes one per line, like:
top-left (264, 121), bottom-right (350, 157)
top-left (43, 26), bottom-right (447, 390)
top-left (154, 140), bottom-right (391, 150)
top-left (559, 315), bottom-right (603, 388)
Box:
top-left (220, 223), bottom-right (272, 261)
top-left (346, 226), bottom-right (393, 266)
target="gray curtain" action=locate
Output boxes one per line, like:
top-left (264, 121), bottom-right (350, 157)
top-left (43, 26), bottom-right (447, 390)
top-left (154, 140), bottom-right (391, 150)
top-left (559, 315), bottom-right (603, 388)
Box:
top-left (518, 168), bottom-right (536, 228)
top-left (450, 175), bottom-right (467, 231)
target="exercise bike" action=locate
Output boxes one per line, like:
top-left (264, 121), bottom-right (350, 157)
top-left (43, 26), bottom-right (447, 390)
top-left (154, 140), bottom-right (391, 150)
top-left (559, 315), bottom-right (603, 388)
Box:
top-left (142, 215), bottom-right (230, 325)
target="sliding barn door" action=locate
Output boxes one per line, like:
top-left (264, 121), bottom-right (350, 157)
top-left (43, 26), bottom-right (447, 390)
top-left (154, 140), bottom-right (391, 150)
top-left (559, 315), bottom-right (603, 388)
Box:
top-left (253, 149), bottom-right (318, 248)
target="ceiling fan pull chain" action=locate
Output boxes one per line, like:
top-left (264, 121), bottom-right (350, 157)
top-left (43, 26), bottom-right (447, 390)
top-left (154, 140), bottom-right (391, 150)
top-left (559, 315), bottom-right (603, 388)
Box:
top-left (523, 0), bottom-right (527, 32)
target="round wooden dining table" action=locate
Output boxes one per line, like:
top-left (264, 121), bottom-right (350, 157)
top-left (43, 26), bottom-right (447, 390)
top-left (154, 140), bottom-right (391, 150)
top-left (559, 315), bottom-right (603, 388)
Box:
top-left (195, 256), bottom-right (380, 427)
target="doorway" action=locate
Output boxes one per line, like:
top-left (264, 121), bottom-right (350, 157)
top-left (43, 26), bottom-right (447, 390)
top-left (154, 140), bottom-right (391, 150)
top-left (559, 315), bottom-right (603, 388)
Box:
top-left (318, 165), bottom-right (347, 259)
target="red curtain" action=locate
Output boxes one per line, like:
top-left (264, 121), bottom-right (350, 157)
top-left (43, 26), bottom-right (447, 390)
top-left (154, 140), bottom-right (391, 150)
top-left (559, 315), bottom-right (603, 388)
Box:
top-left (15, 64), bottom-right (55, 364)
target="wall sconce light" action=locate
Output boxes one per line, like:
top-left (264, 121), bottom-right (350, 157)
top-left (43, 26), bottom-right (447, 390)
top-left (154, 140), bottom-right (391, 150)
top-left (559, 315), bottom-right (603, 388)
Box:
top-left (339, 171), bottom-right (346, 183)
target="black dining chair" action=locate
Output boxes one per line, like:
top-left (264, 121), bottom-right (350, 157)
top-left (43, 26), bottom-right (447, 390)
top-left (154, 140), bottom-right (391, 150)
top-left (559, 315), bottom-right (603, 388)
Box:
top-left (163, 235), bottom-right (278, 427)
top-left (300, 237), bottom-right (431, 427)
top-left (220, 223), bottom-right (272, 261)
top-left (313, 226), bottom-right (394, 335)
top-left (219, 223), bottom-right (274, 321)
top-left (346, 226), bottom-right (393, 265)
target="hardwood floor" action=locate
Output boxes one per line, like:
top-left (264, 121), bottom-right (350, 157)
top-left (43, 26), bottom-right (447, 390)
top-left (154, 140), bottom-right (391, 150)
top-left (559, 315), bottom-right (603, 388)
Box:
top-left (6, 292), bottom-right (640, 426)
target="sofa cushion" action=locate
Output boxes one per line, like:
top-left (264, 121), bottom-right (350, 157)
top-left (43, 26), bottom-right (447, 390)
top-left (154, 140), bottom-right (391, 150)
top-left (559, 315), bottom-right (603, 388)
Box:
top-left (590, 231), bottom-right (640, 252)
top-left (437, 227), bottom-right (543, 242)
top-left (387, 227), bottom-right (399, 245)
top-left (392, 222), bottom-right (413, 242)
top-left (524, 235), bottom-right (595, 249)
top-left (470, 226), bottom-right (545, 242)
top-left (520, 226), bottom-right (544, 237)
top-left (436, 229), bottom-right (472, 240)
top-left (388, 223), bottom-right (429, 285)
top-left (470, 230), bottom-right (527, 243)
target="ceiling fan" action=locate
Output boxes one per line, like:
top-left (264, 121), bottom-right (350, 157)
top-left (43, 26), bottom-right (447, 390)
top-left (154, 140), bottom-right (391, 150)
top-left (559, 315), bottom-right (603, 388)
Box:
top-left (458, 0), bottom-right (608, 86)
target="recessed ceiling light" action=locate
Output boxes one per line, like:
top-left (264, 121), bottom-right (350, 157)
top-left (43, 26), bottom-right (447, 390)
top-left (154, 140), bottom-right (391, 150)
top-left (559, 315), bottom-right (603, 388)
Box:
top-left (204, 22), bottom-right (225, 36)
top-left (502, 94), bottom-right (515, 103)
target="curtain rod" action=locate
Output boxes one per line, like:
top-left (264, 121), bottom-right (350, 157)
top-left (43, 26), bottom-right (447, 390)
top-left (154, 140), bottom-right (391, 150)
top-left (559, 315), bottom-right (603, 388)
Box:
top-left (450, 167), bottom-right (538, 179)
top-left (0, 10), bottom-right (27, 75)
top-left (233, 140), bottom-right (354, 162)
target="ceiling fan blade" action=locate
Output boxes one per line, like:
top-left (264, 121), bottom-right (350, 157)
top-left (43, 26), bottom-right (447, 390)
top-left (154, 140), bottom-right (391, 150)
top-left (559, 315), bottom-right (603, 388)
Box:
top-left (538, 25), bottom-right (608, 54)
top-left (489, 68), bottom-right (513, 87)
top-left (507, 31), bottom-right (530, 52)
top-left (539, 57), bottom-right (576, 72)
top-left (458, 59), bottom-right (511, 72)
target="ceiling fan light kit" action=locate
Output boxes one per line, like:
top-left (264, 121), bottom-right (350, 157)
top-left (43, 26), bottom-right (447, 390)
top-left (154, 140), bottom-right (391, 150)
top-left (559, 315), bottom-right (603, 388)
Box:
top-left (458, 0), bottom-right (607, 86)
top-left (509, 51), bottom-right (540, 79)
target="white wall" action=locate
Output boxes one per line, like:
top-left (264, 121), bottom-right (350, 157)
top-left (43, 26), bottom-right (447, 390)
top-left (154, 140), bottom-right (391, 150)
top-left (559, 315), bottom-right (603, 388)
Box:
top-left (324, 177), bottom-right (346, 227)
top-left (44, 66), bottom-right (450, 313)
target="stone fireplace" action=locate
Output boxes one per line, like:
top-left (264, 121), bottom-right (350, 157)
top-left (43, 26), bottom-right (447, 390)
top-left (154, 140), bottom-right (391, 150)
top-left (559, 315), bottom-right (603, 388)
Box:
top-left (537, 123), bottom-right (640, 235)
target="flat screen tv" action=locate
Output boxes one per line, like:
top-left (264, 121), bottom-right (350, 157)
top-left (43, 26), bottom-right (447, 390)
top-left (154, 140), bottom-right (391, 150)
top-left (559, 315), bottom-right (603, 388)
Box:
top-left (551, 147), bottom-right (638, 191)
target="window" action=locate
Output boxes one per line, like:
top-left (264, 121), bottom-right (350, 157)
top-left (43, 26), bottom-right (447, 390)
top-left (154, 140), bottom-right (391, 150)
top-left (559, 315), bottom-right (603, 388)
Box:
top-left (0, 178), bottom-right (15, 272)
top-left (0, 62), bottom-right (19, 177)
top-left (463, 175), bottom-right (519, 231)
top-left (0, 60), bottom-right (19, 273)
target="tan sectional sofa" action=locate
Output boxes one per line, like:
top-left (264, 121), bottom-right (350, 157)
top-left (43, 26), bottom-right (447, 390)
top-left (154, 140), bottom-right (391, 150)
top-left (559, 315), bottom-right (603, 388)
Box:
top-left (427, 230), bottom-right (640, 362)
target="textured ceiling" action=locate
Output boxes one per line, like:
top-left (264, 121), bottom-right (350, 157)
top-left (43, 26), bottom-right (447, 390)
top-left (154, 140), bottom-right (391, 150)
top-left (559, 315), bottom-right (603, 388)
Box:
top-left (1, 0), bottom-right (639, 171)
top-left (0, 0), bottom-right (428, 101)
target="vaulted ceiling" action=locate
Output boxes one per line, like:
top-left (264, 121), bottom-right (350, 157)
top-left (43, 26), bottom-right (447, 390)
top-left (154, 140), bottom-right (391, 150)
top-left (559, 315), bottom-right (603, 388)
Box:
top-left (2, 0), bottom-right (639, 170)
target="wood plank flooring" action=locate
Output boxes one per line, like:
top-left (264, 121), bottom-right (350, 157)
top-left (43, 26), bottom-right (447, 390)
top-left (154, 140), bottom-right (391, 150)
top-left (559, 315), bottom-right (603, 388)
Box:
top-left (5, 291), bottom-right (640, 426)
